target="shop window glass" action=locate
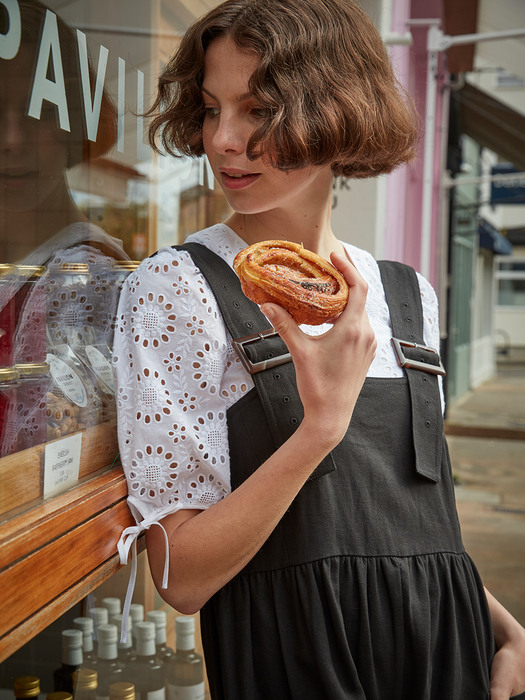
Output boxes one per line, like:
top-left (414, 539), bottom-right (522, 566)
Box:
top-left (0, 0), bottom-right (227, 518)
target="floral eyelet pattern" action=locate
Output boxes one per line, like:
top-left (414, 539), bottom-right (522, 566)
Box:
top-left (113, 224), bottom-right (441, 526)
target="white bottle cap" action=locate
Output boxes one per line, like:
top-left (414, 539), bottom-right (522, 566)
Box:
top-left (62, 629), bottom-right (83, 666)
top-left (129, 604), bottom-right (144, 639)
top-left (97, 624), bottom-right (119, 660)
top-left (175, 617), bottom-right (195, 651)
top-left (73, 617), bottom-right (94, 653)
top-left (111, 614), bottom-right (133, 650)
top-left (135, 621), bottom-right (156, 657)
top-left (102, 597), bottom-right (122, 617)
top-left (146, 610), bottom-right (167, 645)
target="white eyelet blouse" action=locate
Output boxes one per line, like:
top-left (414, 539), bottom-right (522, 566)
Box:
top-left (113, 223), bottom-right (443, 618)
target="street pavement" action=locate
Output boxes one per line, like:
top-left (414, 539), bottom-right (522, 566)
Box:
top-left (445, 361), bottom-right (525, 626)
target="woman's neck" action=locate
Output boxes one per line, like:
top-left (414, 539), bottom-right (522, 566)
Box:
top-left (225, 194), bottom-right (344, 261)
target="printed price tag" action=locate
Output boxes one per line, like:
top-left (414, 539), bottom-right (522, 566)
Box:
top-left (43, 432), bottom-right (82, 498)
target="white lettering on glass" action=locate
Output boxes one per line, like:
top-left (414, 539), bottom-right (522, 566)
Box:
top-left (117, 56), bottom-right (126, 152)
top-left (76, 29), bottom-right (109, 142)
top-left (28, 9), bottom-right (70, 131)
top-left (0, 0), bottom-right (21, 59)
top-left (136, 69), bottom-right (150, 160)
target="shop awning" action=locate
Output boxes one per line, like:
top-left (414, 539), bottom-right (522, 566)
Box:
top-left (478, 218), bottom-right (513, 254)
top-left (458, 83), bottom-right (525, 172)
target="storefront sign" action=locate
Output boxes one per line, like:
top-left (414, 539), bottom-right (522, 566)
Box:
top-left (491, 164), bottom-right (525, 205)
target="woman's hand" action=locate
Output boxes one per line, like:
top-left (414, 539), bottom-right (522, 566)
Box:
top-left (261, 250), bottom-right (376, 449)
top-left (486, 588), bottom-right (525, 698)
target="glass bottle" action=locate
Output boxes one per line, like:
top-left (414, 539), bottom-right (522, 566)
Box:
top-left (129, 603), bottom-right (144, 650)
top-left (89, 606), bottom-right (109, 645)
top-left (147, 610), bottom-right (174, 664)
top-left (13, 676), bottom-right (40, 700)
top-left (110, 614), bottom-right (136, 666)
top-left (46, 693), bottom-right (72, 700)
top-left (131, 621), bottom-right (165, 700)
top-left (53, 629), bottom-right (83, 693)
top-left (95, 624), bottom-right (124, 700)
top-left (166, 617), bottom-right (205, 700)
top-left (73, 668), bottom-right (98, 700)
top-left (73, 616), bottom-right (97, 666)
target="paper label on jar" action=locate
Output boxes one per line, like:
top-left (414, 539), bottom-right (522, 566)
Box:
top-left (47, 353), bottom-right (88, 407)
top-left (85, 345), bottom-right (115, 393)
top-left (43, 432), bottom-right (82, 498)
top-left (167, 683), bottom-right (205, 700)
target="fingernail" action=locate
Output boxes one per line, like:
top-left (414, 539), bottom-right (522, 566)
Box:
top-left (261, 304), bottom-right (275, 320)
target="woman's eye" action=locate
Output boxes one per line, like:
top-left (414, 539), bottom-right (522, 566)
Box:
top-left (252, 107), bottom-right (268, 119)
top-left (204, 106), bottom-right (220, 118)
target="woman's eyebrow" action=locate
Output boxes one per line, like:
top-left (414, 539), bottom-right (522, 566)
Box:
top-left (201, 86), bottom-right (253, 103)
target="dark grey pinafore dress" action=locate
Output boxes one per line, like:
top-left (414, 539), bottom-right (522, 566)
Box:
top-left (177, 244), bottom-right (495, 700)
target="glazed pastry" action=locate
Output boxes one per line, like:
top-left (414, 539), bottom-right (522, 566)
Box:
top-left (233, 240), bottom-right (349, 325)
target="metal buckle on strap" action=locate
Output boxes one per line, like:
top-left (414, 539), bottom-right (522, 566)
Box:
top-left (391, 338), bottom-right (446, 377)
top-left (232, 329), bottom-right (292, 375)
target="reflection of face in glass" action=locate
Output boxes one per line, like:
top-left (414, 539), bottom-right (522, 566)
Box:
top-left (0, 45), bottom-right (70, 214)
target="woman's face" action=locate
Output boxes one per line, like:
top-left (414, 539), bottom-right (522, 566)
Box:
top-left (0, 46), bottom-right (70, 213)
top-left (201, 36), bottom-right (332, 222)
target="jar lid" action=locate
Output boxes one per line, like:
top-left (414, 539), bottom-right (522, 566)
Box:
top-left (50, 263), bottom-right (90, 274)
top-left (73, 668), bottom-right (98, 690)
top-left (16, 362), bottom-right (50, 377)
top-left (0, 366), bottom-right (20, 382)
top-left (108, 682), bottom-right (135, 700)
top-left (114, 261), bottom-right (140, 270)
top-left (16, 265), bottom-right (46, 277)
top-left (14, 677), bottom-right (40, 698)
top-left (0, 264), bottom-right (15, 277)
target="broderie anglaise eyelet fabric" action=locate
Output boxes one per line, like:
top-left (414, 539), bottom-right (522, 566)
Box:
top-left (113, 223), bottom-right (441, 530)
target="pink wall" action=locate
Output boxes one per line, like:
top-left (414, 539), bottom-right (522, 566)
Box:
top-left (386, 0), bottom-right (447, 288)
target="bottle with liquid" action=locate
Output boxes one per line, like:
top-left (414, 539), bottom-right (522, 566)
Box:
top-left (95, 624), bottom-right (124, 700)
top-left (129, 604), bottom-right (144, 650)
top-left (110, 614), bottom-right (136, 666)
top-left (46, 693), bottom-right (72, 700)
top-left (89, 606), bottom-right (109, 646)
top-left (131, 621), bottom-right (165, 700)
top-left (166, 617), bottom-right (205, 700)
top-left (73, 668), bottom-right (98, 700)
top-left (147, 610), bottom-right (174, 663)
top-left (53, 629), bottom-right (83, 693)
top-left (108, 682), bottom-right (135, 700)
top-left (14, 676), bottom-right (40, 700)
top-left (74, 616), bottom-right (97, 665)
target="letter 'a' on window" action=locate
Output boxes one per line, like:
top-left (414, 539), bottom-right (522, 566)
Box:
top-left (28, 9), bottom-right (71, 132)
top-left (0, 0), bottom-right (21, 59)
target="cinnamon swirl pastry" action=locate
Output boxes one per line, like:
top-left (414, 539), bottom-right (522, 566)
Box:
top-left (233, 240), bottom-right (349, 325)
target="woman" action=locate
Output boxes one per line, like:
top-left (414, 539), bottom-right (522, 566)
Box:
top-left (114, 1), bottom-right (525, 697)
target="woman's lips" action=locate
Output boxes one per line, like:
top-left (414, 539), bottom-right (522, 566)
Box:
top-left (220, 170), bottom-right (260, 190)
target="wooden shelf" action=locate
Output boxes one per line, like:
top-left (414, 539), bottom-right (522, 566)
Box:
top-left (0, 466), bottom-right (144, 662)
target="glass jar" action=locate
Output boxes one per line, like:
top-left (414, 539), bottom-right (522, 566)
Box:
top-left (0, 264), bottom-right (17, 368)
top-left (0, 365), bottom-right (20, 456)
top-left (46, 263), bottom-right (94, 350)
top-left (14, 265), bottom-right (47, 365)
top-left (16, 361), bottom-right (51, 450)
top-left (46, 344), bottom-right (103, 440)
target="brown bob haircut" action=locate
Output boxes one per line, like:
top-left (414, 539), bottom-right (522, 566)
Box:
top-left (148, 0), bottom-right (419, 178)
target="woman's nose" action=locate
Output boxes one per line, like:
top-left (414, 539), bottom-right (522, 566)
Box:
top-left (1, 110), bottom-right (28, 153)
top-left (211, 113), bottom-right (248, 155)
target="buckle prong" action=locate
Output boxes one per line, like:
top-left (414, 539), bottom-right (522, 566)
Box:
top-left (391, 337), bottom-right (446, 376)
top-left (232, 328), bottom-right (292, 375)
